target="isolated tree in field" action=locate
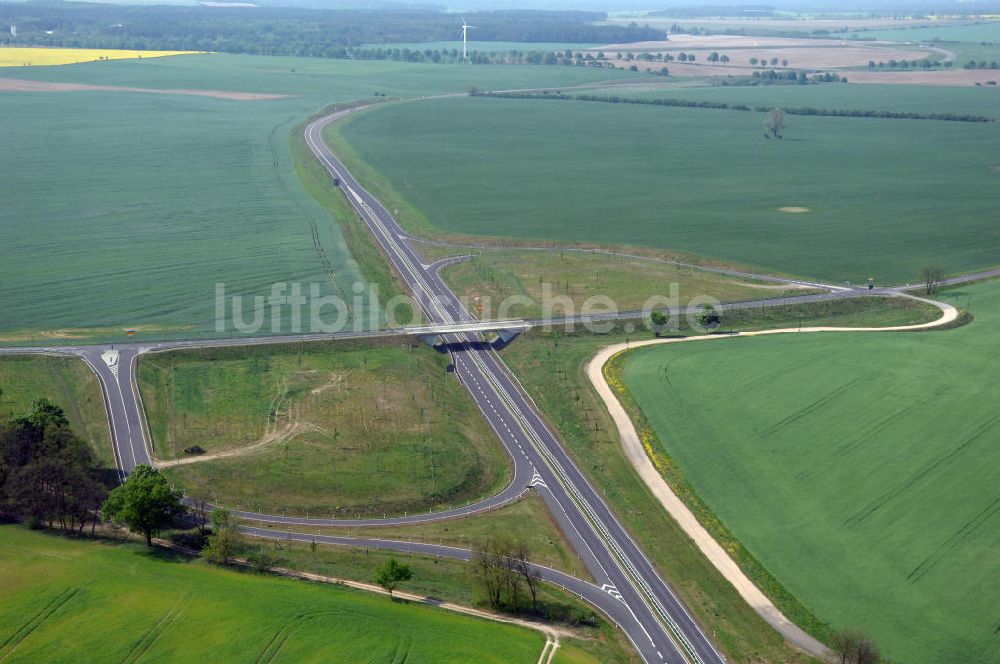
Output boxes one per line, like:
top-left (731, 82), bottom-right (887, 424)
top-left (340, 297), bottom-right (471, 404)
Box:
top-left (204, 508), bottom-right (241, 564)
top-left (720, 54), bottom-right (730, 65)
top-left (921, 265), bottom-right (943, 295)
top-left (695, 304), bottom-right (721, 331)
top-left (101, 464), bottom-right (184, 546)
top-left (749, 56), bottom-right (758, 65)
top-left (708, 51), bottom-right (719, 64)
top-left (770, 57), bottom-right (779, 66)
top-left (764, 109), bottom-right (786, 139)
top-left (374, 558), bottom-right (412, 597)
top-left (782, 58), bottom-right (788, 67)
top-left (650, 310), bottom-right (669, 329)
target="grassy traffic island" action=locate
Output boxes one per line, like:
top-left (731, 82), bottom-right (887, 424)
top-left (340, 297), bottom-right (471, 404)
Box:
top-left (138, 338), bottom-right (510, 518)
top-left (614, 281), bottom-right (997, 664)
top-left (0, 526), bottom-right (559, 664)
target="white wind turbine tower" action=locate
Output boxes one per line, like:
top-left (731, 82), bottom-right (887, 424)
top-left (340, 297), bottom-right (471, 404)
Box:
top-left (461, 17), bottom-right (476, 61)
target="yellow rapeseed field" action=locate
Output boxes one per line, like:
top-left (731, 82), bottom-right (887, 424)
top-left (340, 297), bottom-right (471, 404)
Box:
top-left (0, 47), bottom-right (199, 67)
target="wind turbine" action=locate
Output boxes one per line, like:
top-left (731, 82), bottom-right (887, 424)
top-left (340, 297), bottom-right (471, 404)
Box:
top-left (461, 17), bottom-right (476, 61)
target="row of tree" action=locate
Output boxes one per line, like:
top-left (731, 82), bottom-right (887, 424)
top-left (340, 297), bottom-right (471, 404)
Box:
top-left (480, 92), bottom-right (1000, 134)
top-left (868, 59), bottom-right (948, 70)
top-left (0, 3), bottom-right (662, 56)
top-left (778, 105), bottom-right (992, 123)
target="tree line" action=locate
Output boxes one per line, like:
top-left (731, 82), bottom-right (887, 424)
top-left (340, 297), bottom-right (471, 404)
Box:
top-left (474, 90), bottom-right (994, 123)
top-left (0, 3), bottom-right (661, 57)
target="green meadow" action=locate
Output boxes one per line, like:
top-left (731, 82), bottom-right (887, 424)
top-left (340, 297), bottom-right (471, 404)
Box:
top-left (0, 54), bottom-right (640, 342)
top-left (339, 93), bottom-right (1000, 284)
top-left (621, 279), bottom-right (1000, 664)
top-left (139, 339), bottom-right (507, 517)
top-left (0, 526), bottom-right (546, 663)
top-left (853, 21), bottom-right (1000, 43)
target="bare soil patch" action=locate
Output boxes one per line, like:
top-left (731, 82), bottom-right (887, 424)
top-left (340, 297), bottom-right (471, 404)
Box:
top-left (0, 77), bottom-right (291, 100)
top-left (846, 69), bottom-right (1000, 86)
top-left (778, 207), bottom-right (811, 213)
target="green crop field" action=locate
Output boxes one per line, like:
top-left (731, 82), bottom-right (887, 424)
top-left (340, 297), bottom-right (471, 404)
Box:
top-left (0, 54), bottom-right (640, 343)
top-left (139, 339), bottom-right (508, 517)
top-left (338, 93), bottom-right (1000, 284)
top-left (0, 526), bottom-right (546, 663)
top-left (0, 355), bottom-right (112, 467)
top-left (852, 21), bottom-right (1000, 43)
top-left (620, 280), bottom-right (1000, 664)
top-left (607, 82), bottom-right (1000, 116)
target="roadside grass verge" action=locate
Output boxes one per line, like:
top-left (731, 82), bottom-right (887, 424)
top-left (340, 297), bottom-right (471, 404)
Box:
top-left (139, 338), bottom-right (509, 518)
top-left (0, 525), bottom-right (546, 663)
top-left (260, 492), bottom-right (591, 580)
top-left (500, 295), bottom-right (943, 663)
top-left (437, 249), bottom-right (819, 320)
top-left (291, 103), bottom-right (414, 323)
top-left (0, 355), bottom-right (112, 468)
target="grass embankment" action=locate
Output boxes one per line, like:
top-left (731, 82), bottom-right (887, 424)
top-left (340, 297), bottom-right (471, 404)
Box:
top-left (437, 250), bottom-right (817, 320)
top-left (0, 47), bottom-right (197, 67)
top-left (0, 525), bottom-right (547, 663)
top-left (290, 103), bottom-right (414, 323)
top-left (619, 282), bottom-right (996, 664)
top-left (500, 295), bottom-right (941, 663)
top-left (339, 94), bottom-right (1000, 283)
top-left (0, 355), bottom-right (112, 468)
top-left (138, 338), bottom-right (509, 518)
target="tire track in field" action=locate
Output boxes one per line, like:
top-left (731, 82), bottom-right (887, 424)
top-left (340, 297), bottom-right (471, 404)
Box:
top-left (0, 588), bottom-right (79, 661)
top-left (794, 392), bottom-right (939, 485)
top-left (267, 119), bottom-right (350, 309)
top-left (119, 603), bottom-right (185, 664)
top-left (907, 497), bottom-right (1000, 584)
top-left (390, 634), bottom-right (412, 664)
top-left (762, 373), bottom-right (871, 437)
top-left (256, 611), bottom-right (337, 664)
top-left (845, 413), bottom-right (1000, 527)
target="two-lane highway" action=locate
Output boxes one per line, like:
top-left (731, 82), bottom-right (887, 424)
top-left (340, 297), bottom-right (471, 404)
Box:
top-left (304, 107), bottom-right (725, 663)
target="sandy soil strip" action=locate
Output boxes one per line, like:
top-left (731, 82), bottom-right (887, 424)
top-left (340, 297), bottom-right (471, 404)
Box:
top-left (845, 69), bottom-right (1000, 86)
top-left (154, 421), bottom-right (315, 468)
top-left (585, 293), bottom-right (956, 661)
top-left (0, 77), bottom-right (290, 100)
top-left (238, 548), bottom-right (573, 647)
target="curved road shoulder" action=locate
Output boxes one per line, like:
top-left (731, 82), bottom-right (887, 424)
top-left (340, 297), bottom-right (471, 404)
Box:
top-left (585, 293), bottom-right (959, 661)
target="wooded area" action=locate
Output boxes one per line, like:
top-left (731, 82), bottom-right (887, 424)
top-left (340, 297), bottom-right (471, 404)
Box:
top-left (0, 4), bottom-right (661, 57)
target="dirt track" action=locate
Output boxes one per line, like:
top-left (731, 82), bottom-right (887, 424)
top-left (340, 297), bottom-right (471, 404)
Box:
top-left (0, 77), bottom-right (290, 100)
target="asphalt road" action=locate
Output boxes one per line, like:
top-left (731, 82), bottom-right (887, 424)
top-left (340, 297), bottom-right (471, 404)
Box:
top-left (303, 108), bottom-right (726, 664)
top-left (3, 103), bottom-right (998, 663)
